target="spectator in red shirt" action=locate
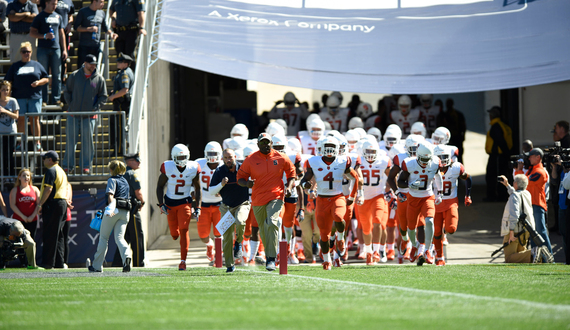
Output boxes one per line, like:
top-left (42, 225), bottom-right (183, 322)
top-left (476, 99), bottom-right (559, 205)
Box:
top-left (9, 168), bottom-right (40, 238)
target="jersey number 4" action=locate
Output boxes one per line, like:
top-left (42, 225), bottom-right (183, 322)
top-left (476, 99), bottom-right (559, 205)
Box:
top-left (324, 172), bottom-right (334, 190)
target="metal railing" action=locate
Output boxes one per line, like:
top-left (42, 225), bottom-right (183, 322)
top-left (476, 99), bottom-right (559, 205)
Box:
top-left (0, 133), bottom-right (24, 192)
top-left (22, 111), bottom-right (126, 180)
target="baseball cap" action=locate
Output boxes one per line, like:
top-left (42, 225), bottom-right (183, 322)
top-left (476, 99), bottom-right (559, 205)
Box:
top-left (117, 53), bottom-right (133, 62)
top-left (123, 153), bottom-right (140, 162)
top-left (258, 133), bottom-right (271, 143)
top-left (85, 54), bottom-right (97, 65)
top-left (526, 148), bottom-right (544, 158)
top-left (41, 150), bottom-right (59, 161)
top-left (487, 106), bottom-right (501, 117)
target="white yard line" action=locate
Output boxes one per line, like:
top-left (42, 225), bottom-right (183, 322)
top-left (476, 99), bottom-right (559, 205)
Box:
top-left (237, 268), bottom-right (570, 312)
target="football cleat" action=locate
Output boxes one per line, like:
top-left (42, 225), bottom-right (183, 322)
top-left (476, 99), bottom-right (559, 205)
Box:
top-left (288, 253), bottom-right (299, 265)
top-left (206, 245), bottom-right (214, 262)
top-left (417, 254), bottom-right (426, 266)
top-left (179, 261), bottom-right (186, 271)
top-left (425, 249), bottom-right (434, 265)
top-left (398, 255), bottom-right (404, 264)
top-left (235, 257), bottom-right (242, 265)
top-left (386, 249), bottom-right (395, 261)
top-left (373, 251), bottom-right (381, 263)
top-left (380, 251), bottom-right (387, 263)
top-left (342, 250), bottom-right (349, 262)
top-left (366, 253), bottom-right (375, 265)
top-left (322, 261), bottom-right (332, 270)
top-left (399, 239), bottom-right (409, 256)
top-left (255, 255), bottom-right (266, 264)
top-left (409, 246), bottom-right (419, 263)
top-left (333, 257), bottom-right (343, 268)
top-left (435, 257), bottom-right (446, 266)
top-left (248, 259), bottom-right (256, 266)
top-left (403, 247), bottom-right (411, 260)
top-left (357, 250), bottom-right (366, 260)
top-left (297, 249), bottom-right (306, 263)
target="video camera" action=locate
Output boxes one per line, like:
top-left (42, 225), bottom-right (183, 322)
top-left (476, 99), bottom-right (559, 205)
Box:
top-left (0, 238), bottom-right (25, 269)
top-left (509, 153), bottom-right (529, 169)
top-left (543, 141), bottom-right (570, 168)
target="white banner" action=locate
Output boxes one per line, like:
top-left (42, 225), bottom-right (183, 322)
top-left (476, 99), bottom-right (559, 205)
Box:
top-left (158, 0), bottom-right (570, 93)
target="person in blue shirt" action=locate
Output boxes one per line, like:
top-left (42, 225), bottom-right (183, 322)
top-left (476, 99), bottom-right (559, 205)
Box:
top-left (30, 0), bottom-right (67, 106)
top-left (4, 41), bottom-right (49, 152)
top-left (73, 0), bottom-right (116, 65)
top-left (6, 0), bottom-right (38, 62)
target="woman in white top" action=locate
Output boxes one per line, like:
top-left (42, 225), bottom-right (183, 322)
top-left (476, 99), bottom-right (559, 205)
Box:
top-left (0, 80), bottom-right (19, 179)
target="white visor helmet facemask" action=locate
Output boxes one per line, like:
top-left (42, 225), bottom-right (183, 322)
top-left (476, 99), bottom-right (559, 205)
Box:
top-left (309, 120), bottom-right (325, 140)
top-left (362, 141), bottom-right (379, 162)
top-left (431, 127), bottom-right (451, 145)
top-left (344, 130), bottom-right (360, 153)
top-left (204, 141), bottom-right (222, 163)
top-left (322, 136), bottom-right (340, 158)
top-left (367, 127), bottom-right (382, 142)
top-left (416, 143), bottom-right (433, 168)
top-left (172, 144), bottom-right (190, 167)
top-left (434, 144), bottom-right (451, 167)
top-left (231, 123), bottom-right (249, 138)
top-left (405, 134), bottom-right (425, 157)
top-left (411, 122), bottom-right (427, 138)
top-left (271, 134), bottom-right (288, 153)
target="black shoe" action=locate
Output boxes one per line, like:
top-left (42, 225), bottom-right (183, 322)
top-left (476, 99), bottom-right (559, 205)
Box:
top-left (226, 265), bottom-right (235, 273)
top-left (234, 241), bottom-right (243, 259)
top-left (123, 257), bottom-right (131, 272)
top-left (88, 266), bottom-right (101, 272)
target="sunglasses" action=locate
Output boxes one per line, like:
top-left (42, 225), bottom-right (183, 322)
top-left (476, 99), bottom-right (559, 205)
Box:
top-left (21, 50), bottom-right (31, 54)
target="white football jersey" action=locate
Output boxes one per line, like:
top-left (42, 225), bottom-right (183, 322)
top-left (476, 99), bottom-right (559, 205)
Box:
top-left (299, 133), bottom-right (318, 156)
top-left (364, 115), bottom-right (381, 131)
top-left (417, 106), bottom-right (441, 134)
top-left (439, 161), bottom-right (465, 200)
top-left (319, 108), bottom-right (350, 133)
top-left (389, 109), bottom-right (422, 138)
top-left (269, 106), bottom-right (309, 136)
top-left (308, 156), bottom-right (350, 196)
top-left (195, 158), bottom-right (223, 204)
top-left (342, 153), bottom-right (362, 196)
top-left (361, 155), bottom-right (391, 200)
top-left (402, 156), bottom-right (441, 198)
top-left (392, 153), bottom-right (410, 194)
top-left (161, 160), bottom-right (200, 200)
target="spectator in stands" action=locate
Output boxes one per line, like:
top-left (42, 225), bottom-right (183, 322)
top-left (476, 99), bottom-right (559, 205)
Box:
top-left (484, 106), bottom-right (512, 202)
top-left (108, 53), bottom-right (133, 154)
top-left (37, 150), bottom-right (69, 269)
top-left (5, 41), bottom-right (48, 152)
top-left (110, 0), bottom-right (146, 61)
top-left (9, 168), bottom-right (40, 238)
top-left (0, 80), bottom-right (19, 180)
top-left (62, 54), bottom-right (107, 174)
top-left (437, 98), bottom-right (466, 163)
top-left (0, 1), bottom-right (8, 41)
top-left (30, 0), bottom-right (67, 107)
top-left (7, 0), bottom-right (38, 62)
top-left (73, 0), bottom-right (116, 65)
top-left (38, 0), bottom-right (74, 85)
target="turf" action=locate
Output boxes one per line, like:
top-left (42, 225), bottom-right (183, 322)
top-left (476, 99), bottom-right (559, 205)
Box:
top-left (1, 264), bottom-right (569, 330)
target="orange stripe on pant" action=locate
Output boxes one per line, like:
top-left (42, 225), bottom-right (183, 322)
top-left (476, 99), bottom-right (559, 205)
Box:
top-left (279, 201), bottom-right (297, 228)
top-left (196, 205), bottom-right (221, 239)
top-left (434, 203), bottom-right (459, 258)
top-left (166, 203), bottom-right (192, 261)
top-left (315, 194), bottom-right (346, 243)
top-left (406, 195), bottom-right (435, 230)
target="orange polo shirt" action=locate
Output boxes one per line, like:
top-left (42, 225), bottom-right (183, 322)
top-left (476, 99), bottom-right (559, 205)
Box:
top-left (238, 149), bottom-right (295, 206)
top-left (515, 162), bottom-right (547, 210)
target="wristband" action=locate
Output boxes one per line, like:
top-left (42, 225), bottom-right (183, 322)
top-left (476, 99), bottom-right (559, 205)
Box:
top-left (309, 190), bottom-right (315, 194)
top-left (357, 189), bottom-right (364, 198)
top-left (157, 203), bottom-right (163, 207)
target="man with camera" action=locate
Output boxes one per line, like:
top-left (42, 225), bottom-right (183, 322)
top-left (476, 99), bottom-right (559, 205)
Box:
top-left (514, 148), bottom-right (553, 255)
top-left (0, 217), bottom-right (39, 269)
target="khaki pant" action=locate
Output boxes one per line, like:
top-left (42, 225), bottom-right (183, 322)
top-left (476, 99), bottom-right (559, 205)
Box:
top-left (220, 201), bottom-right (251, 267)
top-left (93, 209), bottom-right (131, 271)
top-left (253, 200), bottom-right (284, 259)
top-left (503, 231), bottom-right (531, 263)
top-left (0, 229), bottom-right (36, 267)
top-left (300, 209), bottom-right (320, 261)
top-left (9, 33), bottom-right (37, 62)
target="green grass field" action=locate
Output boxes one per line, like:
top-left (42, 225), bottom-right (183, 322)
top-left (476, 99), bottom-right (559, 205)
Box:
top-left (1, 264), bottom-right (569, 330)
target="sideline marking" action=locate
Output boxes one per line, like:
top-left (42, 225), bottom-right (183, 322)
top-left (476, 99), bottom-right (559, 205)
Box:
top-left (237, 267), bottom-right (570, 313)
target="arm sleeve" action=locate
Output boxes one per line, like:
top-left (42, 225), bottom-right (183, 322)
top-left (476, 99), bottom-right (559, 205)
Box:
top-left (237, 159), bottom-right (250, 181)
top-left (31, 3), bottom-right (38, 14)
top-left (209, 183), bottom-right (223, 196)
top-left (105, 178), bottom-right (117, 195)
top-left (434, 171), bottom-right (443, 192)
top-left (64, 73), bottom-right (73, 104)
top-left (94, 78), bottom-right (108, 110)
top-left (39, 62), bottom-right (48, 79)
top-left (507, 193), bottom-right (521, 230)
top-left (73, 9), bottom-right (81, 29)
top-left (160, 163), bottom-right (165, 174)
top-left (401, 160), bottom-right (408, 172)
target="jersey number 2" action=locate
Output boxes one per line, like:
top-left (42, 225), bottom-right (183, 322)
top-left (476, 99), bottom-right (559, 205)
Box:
top-left (175, 179), bottom-right (185, 195)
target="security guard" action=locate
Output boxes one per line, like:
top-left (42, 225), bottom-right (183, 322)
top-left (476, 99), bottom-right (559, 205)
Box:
top-left (112, 153), bottom-right (146, 267)
top-left (109, 0), bottom-right (146, 59)
top-left (108, 53), bottom-right (134, 154)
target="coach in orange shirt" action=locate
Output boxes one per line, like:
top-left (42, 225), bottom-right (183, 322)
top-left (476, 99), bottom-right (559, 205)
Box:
top-left (238, 133), bottom-right (295, 271)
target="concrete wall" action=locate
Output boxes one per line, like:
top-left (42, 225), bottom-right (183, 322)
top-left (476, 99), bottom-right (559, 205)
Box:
top-left (141, 59), bottom-right (173, 248)
top-left (520, 81), bottom-right (570, 148)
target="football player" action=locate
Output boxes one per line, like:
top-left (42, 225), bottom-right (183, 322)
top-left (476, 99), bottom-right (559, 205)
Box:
top-left (223, 124), bottom-right (249, 149)
top-left (389, 95), bottom-right (422, 138)
top-left (319, 94), bottom-right (350, 133)
top-left (433, 145), bottom-right (472, 266)
top-left (298, 119), bottom-right (325, 155)
top-left (398, 142), bottom-right (443, 266)
top-left (379, 124), bottom-right (402, 154)
top-left (195, 142), bottom-right (224, 264)
top-left (156, 144), bottom-right (202, 270)
top-left (410, 122), bottom-right (427, 138)
top-left (268, 92), bottom-right (310, 136)
top-left (301, 136), bottom-right (363, 270)
top-left (430, 126), bottom-right (459, 162)
top-left (358, 141), bottom-right (391, 264)
top-left (416, 94), bottom-right (441, 135)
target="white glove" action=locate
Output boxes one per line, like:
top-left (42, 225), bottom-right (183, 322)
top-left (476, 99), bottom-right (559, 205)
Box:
top-left (435, 194), bottom-right (443, 205)
top-left (193, 208), bottom-right (201, 220)
top-left (409, 179), bottom-right (422, 190)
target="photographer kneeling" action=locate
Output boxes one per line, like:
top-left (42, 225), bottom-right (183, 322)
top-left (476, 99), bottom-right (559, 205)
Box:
top-left (498, 174), bottom-right (536, 263)
top-left (0, 217), bottom-right (39, 269)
